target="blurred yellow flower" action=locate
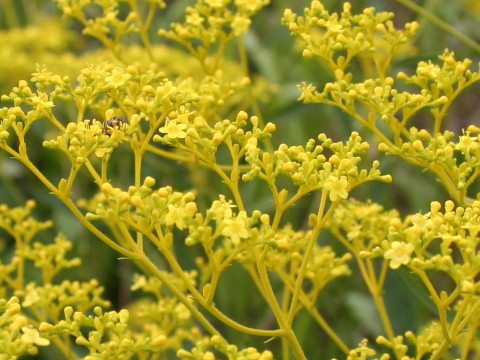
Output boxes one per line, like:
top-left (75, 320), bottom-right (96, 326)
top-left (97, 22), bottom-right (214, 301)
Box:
top-left (21, 327), bottom-right (50, 346)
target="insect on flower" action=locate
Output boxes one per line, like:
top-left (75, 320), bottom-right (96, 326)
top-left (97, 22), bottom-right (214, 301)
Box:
top-left (103, 115), bottom-right (128, 135)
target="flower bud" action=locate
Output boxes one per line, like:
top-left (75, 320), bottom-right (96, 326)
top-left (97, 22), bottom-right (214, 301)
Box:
top-left (152, 334), bottom-right (168, 347)
top-left (130, 195), bottom-right (144, 208)
top-left (144, 176), bottom-right (155, 187)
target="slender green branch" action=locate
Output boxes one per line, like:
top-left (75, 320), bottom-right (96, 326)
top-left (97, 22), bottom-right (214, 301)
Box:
top-left (135, 250), bottom-right (222, 338)
top-left (287, 191), bottom-right (333, 325)
top-left (135, 226), bottom-right (284, 337)
top-left (256, 255), bottom-right (307, 360)
top-left (236, 36), bottom-right (273, 153)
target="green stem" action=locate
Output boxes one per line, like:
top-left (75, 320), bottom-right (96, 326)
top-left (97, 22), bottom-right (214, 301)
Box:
top-left (372, 285), bottom-right (395, 342)
top-left (153, 237), bottom-right (283, 337)
top-left (2, 144), bottom-right (139, 259)
top-left (256, 256), bottom-right (307, 360)
top-left (286, 191), bottom-right (331, 325)
top-left (275, 265), bottom-right (350, 354)
top-left (236, 36), bottom-right (273, 153)
top-left (136, 251), bottom-right (222, 338)
top-left (129, 0), bottom-right (156, 62)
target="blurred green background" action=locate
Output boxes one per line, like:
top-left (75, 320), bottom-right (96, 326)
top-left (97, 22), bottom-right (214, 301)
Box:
top-left (1, 0), bottom-right (480, 358)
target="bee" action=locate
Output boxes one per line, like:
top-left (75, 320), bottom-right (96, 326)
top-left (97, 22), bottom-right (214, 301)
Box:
top-left (103, 115), bottom-right (128, 135)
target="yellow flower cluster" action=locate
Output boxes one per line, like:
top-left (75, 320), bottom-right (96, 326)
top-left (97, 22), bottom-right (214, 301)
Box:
top-left (0, 297), bottom-right (49, 357)
top-left (283, 2), bottom-right (480, 208)
top-left (177, 334), bottom-right (275, 360)
top-left (329, 198), bottom-right (480, 358)
top-left (43, 119), bottom-right (130, 163)
top-left (88, 179), bottom-right (198, 239)
top-left (39, 306), bottom-right (169, 359)
top-left (160, 0), bottom-right (269, 70)
top-left (282, 2), bottom-right (418, 71)
top-left (245, 131), bottom-right (391, 202)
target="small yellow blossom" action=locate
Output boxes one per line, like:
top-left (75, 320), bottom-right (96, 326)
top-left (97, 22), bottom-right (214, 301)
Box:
top-left (384, 241), bottom-right (414, 269)
top-left (105, 69), bottom-right (131, 88)
top-left (159, 120), bottom-right (187, 139)
top-left (22, 287), bottom-right (40, 307)
top-left (323, 175), bottom-right (349, 201)
top-left (30, 95), bottom-right (54, 112)
top-left (186, 11), bottom-right (204, 26)
top-left (21, 326), bottom-right (50, 346)
top-left (165, 204), bottom-right (187, 229)
top-left (221, 211), bottom-right (250, 245)
top-left (231, 16), bottom-right (251, 35)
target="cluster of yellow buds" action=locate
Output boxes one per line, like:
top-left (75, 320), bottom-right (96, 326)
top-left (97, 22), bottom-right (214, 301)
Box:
top-left (378, 126), bottom-right (480, 200)
top-left (159, 0), bottom-right (269, 64)
top-left (0, 297), bottom-right (49, 357)
top-left (154, 110), bottom-right (274, 163)
top-left (87, 178), bottom-right (198, 246)
top-left (0, 75), bottom-right (55, 151)
top-left (54, 0), bottom-right (162, 62)
top-left (0, 200), bottom-right (52, 244)
top-left (327, 199), bottom-right (401, 253)
top-left (43, 119), bottom-right (129, 164)
top-left (282, 2), bottom-right (418, 71)
top-left (263, 225), bottom-right (352, 302)
top-left (20, 279), bottom-right (109, 318)
top-left (40, 305), bottom-right (169, 359)
top-left (20, 234), bottom-right (82, 283)
top-left (398, 50), bottom-right (478, 93)
top-left (177, 334), bottom-right (275, 360)
top-left (186, 194), bottom-right (273, 248)
top-left (246, 131), bottom-right (391, 202)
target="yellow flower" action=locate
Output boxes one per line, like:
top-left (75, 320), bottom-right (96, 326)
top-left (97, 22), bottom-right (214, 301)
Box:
top-left (30, 95), bottom-right (54, 112)
top-left (22, 287), bottom-right (40, 307)
top-left (221, 211), bottom-right (249, 245)
top-left (231, 16), bottom-right (251, 35)
top-left (21, 326), bottom-right (50, 346)
top-left (323, 175), bottom-right (348, 201)
top-left (105, 69), bottom-right (131, 88)
top-left (186, 11), bottom-right (204, 26)
top-left (165, 204), bottom-right (186, 229)
top-left (159, 120), bottom-right (187, 139)
top-left (384, 241), bottom-right (414, 269)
